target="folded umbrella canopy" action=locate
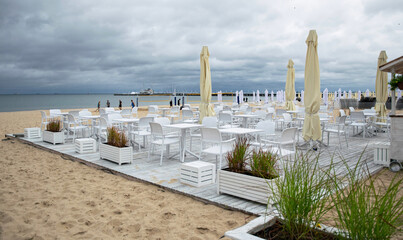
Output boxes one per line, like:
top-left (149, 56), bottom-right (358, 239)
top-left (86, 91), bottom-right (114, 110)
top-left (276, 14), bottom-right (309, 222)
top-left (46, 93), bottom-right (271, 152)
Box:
top-left (199, 46), bottom-right (215, 123)
top-left (375, 51), bottom-right (388, 122)
top-left (285, 59), bottom-right (296, 111)
top-left (302, 30), bottom-right (322, 141)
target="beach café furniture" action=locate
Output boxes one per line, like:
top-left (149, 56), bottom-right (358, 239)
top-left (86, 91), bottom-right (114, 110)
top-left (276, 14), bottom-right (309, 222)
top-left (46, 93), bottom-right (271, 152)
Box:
top-left (218, 112), bottom-right (237, 129)
top-left (120, 109), bottom-right (132, 118)
top-left (250, 120), bottom-right (276, 149)
top-left (182, 109), bottom-right (198, 123)
top-left (350, 111), bottom-right (369, 138)
top-left (167, 106), bottom-right (180, 122)
top-left (165, 123), bottom-right (202, 162)
top-left (66, 114), bottom-right (89, 142)
top-left (322, 115), bottom-right (348, 148)
top-left (189, 116), bottom-right (218, 151)
top-left (40, 111), bottom-right (51, 131)
top-left (148, 122), bottom-right (181, 166)
top-left (131, 107), bottom-right (138, 118)
top-left (261, 127), bottom-right (298, 158)
top-left (129, 116), bottom-right (154, 151)
top-left (199, 127), bottom-right (236, 171)
top-left (93, 117), bottom-right (108, 144)
top-left (49, 109), bottom-right (62, 118)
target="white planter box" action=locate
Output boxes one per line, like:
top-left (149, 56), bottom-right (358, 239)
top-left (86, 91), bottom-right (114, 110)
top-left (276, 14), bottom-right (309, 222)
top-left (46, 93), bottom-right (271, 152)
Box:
top-left (225, 214), bottom-right (343, 240)
top-left (24, 127), bottom-right (41, 139)
top-left (218, 169), bottom-right (278, 204)
top-left (99, 143), bottom-right (132, 165)
top-left (42, 131), bottom-right (65, 145)
top-left (373, 142), bottom-right (390, 166)
top-left (180, 161), bottom-right (215, 187)
top-left (75, 138), bottom-right (97, 154)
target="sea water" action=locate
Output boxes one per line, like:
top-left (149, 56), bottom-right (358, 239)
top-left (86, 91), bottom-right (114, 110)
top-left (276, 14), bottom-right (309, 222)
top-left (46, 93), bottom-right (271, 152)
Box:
top-left (0, 94), bottom-right (235, 112)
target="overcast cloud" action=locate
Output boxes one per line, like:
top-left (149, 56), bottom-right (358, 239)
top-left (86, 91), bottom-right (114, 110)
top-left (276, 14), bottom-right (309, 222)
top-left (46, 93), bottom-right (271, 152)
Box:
top-left (0, 0), bottom-right (402, 94)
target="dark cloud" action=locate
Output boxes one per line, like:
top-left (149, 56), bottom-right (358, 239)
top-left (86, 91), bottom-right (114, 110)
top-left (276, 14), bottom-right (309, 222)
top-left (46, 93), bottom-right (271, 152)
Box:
top-left (0, 0), bottom-right (402, 94)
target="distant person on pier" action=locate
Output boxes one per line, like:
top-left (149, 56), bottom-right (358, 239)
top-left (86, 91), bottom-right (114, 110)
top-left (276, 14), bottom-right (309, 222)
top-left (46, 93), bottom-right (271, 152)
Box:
top-left (119, 100), bottom-right (122, 110)
top-left (170, 100), bottom-right (173, 107)
top-left (178, 99), bottom-right (181, 106)
top-left (131, 100), bottom-right (135, 109)
top-left (106, 100), bottom-right (110, 107)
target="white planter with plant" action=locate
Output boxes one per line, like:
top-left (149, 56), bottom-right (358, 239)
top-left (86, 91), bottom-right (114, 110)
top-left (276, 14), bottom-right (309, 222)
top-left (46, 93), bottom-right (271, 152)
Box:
top-left (99, 127), bottom-right (132, 165)
top-left (217, 138), bottom-right (280, 205)
top-left (43, 119), bottom-right (64, 145)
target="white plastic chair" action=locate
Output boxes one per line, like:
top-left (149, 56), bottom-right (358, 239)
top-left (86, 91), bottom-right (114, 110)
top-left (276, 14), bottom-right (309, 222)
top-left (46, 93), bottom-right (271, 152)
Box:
top-left (250, 120), bottom-right (276, 149)
top-left (199, 127), bottom-right (235, 171)
top-left (94, 117), bottom-right (108, 144)
top-left (218, 112), bottom-right (238, 129)
top-left (167, 106), bottom-right (180, 122)
top-left (322, 115), bottom-right (348, 148)
top-left (130, 116), bottom-right (153, 151)
top-left (349, 111), bottom-right (368, 138)
top-left (189, 116), bottom-right (218, 150)
top-left (66, 114), bottom-right (88, 142)
top-left (182, 109), bottom-right (197, 123)
top-left (49, 109), bottom-right (62, 118)
top-left (148, 122), bottom-right (181, 166)
top-left (262, 127), bottom-right (298, 158)
top-left (40, 111), bottom-right (51, 131)
top-left (131, 107), bottom-right (138, 118)
top-left (120, 109), bottom-right (132, 118)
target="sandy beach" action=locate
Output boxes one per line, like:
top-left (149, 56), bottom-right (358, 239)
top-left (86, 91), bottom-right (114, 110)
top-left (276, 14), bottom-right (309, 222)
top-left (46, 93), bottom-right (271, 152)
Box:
top-left (0, 108), bottom-right (255, 239)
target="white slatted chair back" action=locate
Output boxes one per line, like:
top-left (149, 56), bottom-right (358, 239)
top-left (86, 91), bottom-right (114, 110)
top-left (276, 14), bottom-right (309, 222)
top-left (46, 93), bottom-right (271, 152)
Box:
top-left (339, 115), bottom-right (347, 125)
top-left (99, 117), bottom-right (108, 128)
top-left (223, 105), bottom-right (231, 111)
top-left (202, 117), bottom-right (218, 128)
top-left (41, 111), bottom-right (48, 120)
top-left (154, 117), bottom-right (171, 126)
top-left (69, 111), bottom-right (80, 118)
top-left (200, 127), bottom-right (222, 144)
top-left (79, 110), bottom-right (92, 117)
top-left (120, 109), bottom-right (132, 117)
top-left (350, 111), bottom-right (365, 122)
top-left (149, 122), bottom-right (164, 137)
top-left (49, 109), bottom-right (61, 117)
top-left (184, 104), bottom-right (191, 109)
top-left (148, 105), bottom-right (159, 113)
top-left (182, 109), bottom-right (194, 119)
top-left (99, 109), bottom-right (106, 114)
top-left (279, 127), bottom-right (297, 145)
top-left (107, 113), bottom-right (122, 126)
top-left (139, 117), bottom-right (154, 129)
top-left (256, 121), bottom-right (275, 137)
top-left (276, 109), bottom-right (286, 118)
top-left (349, 107), bottom-right (355, 112)
top-left (67, 114), bottom-right (78, 125)
top-left (283, 113), bottom-right (292, 122)
top-left (218, 112), bottom-right (232, 125)
top-left (132, 107), bottom-right (138, 115)
top-left (267, 107), bottom-right (275, 114)
top-left (363, 108), bottom-right (375, 114)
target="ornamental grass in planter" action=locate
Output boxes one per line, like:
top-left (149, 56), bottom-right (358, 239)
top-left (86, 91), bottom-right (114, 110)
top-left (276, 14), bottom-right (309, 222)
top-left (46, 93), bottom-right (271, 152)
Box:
top-left (218, 137), bottom-right (280, 204)
top-left (43, 119), bottom-right (64, 145)
top-left (99, 127), bottom-right (132, 165)
top-left (259, 151), bottom-right (336, 240)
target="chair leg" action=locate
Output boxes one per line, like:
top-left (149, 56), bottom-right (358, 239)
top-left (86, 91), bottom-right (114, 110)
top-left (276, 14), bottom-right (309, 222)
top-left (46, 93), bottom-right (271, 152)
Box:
top-left (160, 145), bottom-right (163, 166)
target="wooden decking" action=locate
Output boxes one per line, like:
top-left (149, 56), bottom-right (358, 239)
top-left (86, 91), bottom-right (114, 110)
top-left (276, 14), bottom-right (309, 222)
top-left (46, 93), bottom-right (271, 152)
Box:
top-left (13, 129), bottom-right (388, 216)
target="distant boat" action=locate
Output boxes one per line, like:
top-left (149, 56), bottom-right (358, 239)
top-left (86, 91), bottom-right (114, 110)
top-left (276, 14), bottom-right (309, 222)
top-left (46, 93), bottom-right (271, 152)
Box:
top-left (140, 88), bottom-right (154, 95)
top-left (130, 91), bottom-right (139, 94)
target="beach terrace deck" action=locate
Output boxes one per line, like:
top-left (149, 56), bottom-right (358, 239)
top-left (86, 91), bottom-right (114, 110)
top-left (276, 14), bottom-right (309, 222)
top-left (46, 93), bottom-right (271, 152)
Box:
top-left (12, 130), bottom-right (388, 216)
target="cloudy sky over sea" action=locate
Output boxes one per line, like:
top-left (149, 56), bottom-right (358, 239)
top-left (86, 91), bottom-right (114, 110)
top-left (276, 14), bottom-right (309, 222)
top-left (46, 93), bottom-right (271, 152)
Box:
top-left (0, 0), bottom-right (402, 94)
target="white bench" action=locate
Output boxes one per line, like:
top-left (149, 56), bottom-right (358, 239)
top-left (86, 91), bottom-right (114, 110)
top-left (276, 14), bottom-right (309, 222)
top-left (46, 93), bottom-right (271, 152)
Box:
top-left (180, 161), bottom-right (215, 187)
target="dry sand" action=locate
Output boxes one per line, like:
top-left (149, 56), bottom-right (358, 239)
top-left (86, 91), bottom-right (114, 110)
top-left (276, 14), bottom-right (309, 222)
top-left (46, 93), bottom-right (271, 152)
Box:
top-left (0, 109), bottom-right (255, 239)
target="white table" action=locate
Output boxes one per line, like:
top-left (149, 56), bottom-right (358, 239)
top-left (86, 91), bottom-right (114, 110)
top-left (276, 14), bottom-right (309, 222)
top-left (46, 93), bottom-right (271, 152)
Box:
top-left (113, 118), bottom-right (139, 131)
top-left (165, 123), bottom-right (202, 162)
top-left (219, 127), bottom-right (263, 135)
top-left (80, 115), bottom-right (100, 137)
top-left (234, 114), bottom-right (261, 128)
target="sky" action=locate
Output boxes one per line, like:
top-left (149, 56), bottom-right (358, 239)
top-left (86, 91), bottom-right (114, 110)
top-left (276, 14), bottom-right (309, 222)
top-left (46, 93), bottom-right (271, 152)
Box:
top-left (0, 0), bottom-right (402, 94)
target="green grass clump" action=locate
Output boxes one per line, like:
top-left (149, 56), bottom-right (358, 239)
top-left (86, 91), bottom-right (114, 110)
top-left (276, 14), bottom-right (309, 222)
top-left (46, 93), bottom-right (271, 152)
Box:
top-left (107, 127), bottom-right (128, 148)
top-left (226, 137), bottom-right (250, 173)
top-left (331, 158), bottom-right (403, 240)
top-left (250, 149), bottom-right (279, 179)
top-left (270, 151), bottom-right (335, 240)
top-left (46, 119), bottom-right (62, 132)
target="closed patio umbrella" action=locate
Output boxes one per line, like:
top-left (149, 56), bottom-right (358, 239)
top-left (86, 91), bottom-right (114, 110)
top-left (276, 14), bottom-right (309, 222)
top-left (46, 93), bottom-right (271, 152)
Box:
top-left (271, 91), bottom-right (274, 102)
top-left (285, 59), bottom-right (296, 111)
top-left (264, 89), bottom-right (269, 104)
top-left (256, 90), bottom-right (260, 103)
top-left (358, 90), bottom-right (361, 100)
top-left (199, 46), bottom-right (215, 123)
top-left (302, 30), bottom-right (322, 141)
top-left (375, 51), bottom-right (388, 122)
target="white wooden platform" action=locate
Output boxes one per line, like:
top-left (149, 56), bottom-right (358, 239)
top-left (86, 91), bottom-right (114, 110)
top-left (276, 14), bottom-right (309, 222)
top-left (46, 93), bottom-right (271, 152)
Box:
top-left (12, 128), bottom-right (387, 216)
